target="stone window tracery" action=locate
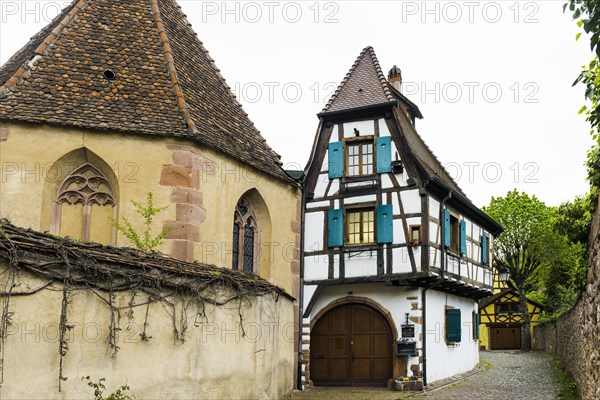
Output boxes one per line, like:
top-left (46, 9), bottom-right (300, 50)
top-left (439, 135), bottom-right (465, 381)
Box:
top-left (50, 163), bottom-right (117, 244)
top-left (232, 197), bottom-right (258, 273)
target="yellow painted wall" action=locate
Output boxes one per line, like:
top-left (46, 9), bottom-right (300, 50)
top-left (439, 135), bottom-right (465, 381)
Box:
top-left (478, 294), bottom-right (541, 350)
top-left (0, 121), bottom-right (299, 293)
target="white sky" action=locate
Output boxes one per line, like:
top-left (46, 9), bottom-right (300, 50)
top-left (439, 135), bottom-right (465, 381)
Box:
top-left (0, 0), bottom-right (595, 207)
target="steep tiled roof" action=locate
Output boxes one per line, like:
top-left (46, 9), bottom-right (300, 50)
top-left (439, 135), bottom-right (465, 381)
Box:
top-left (321, 46), bottom-right (396, 114)
top-left (320, 46), bottom-right (465, 198)
top-left (0, 0), bottom-right (290, 182)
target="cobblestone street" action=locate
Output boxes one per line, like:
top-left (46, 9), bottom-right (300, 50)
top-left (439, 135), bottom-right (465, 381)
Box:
top-left (291, 351), bottom-right (560, 400)
top-left (416, 351), bottom-right (558, 399)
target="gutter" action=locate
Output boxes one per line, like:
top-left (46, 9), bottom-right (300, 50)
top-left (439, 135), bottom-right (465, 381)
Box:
top-left (421, 190), bottom-right (452, 387)
top-left (296, 187), bottom-right (307, 390)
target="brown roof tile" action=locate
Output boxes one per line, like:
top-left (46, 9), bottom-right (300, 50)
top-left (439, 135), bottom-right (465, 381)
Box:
top-left (320, 46), bottom-right (466, 198)
top-left (0, 0), bottom-right (291, 182)
top-left (321, 46), bottom-right (396, 114)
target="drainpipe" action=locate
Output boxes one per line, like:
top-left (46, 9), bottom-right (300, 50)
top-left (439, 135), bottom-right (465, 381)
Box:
top-left (296, 188), bottom-right (306, 390)
top-left (421, 190), bottom-right (452, 387)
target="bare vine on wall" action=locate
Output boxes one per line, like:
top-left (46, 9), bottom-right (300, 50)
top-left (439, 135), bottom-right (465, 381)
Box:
top-left (0, 219), bottom-right (289, 391)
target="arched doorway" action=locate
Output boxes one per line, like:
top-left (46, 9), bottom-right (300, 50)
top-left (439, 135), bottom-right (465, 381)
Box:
top-left (310, 303), bottom-right (393, 387)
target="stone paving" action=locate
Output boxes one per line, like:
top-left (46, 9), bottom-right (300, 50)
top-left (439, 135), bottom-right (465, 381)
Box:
top-left (290, 351), bottom-right (560, 400)
top-left (415, 351), bottom-right (558, 400)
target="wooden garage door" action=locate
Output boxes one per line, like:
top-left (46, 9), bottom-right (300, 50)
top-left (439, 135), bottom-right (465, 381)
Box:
top-left (490, 326), bottom-right (521, 350)
top-left (310, 304), bottom-right (392, 387)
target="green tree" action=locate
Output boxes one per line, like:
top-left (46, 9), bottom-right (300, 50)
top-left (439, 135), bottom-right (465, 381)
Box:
top-left (483, 190), bottom-right (566, 351)
top-left (566, 0), bottom-right (600, 137)
top-left (553, 195), bottom-right (593, 246)
top-left (112, 192), bottom-right (169, 251)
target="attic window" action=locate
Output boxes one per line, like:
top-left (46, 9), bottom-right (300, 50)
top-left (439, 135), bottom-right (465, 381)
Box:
top-left (103, 70), bottom-right (116, 81)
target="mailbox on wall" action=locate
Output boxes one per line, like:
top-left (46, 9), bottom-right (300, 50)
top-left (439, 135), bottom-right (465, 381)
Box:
top-left (396, 341), bottom-right (417, 356)
top-left (401, 324), bottom-right (415, 338)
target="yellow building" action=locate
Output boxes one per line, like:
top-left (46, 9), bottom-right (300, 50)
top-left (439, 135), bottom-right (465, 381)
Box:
top-left (0, 0), bottom-right (301, 397)
top-left (478, 272), bottom-right (543, 350)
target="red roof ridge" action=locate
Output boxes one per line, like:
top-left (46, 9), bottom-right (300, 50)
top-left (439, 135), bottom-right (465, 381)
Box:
top-left (150, 0), bottom-right (197, 135)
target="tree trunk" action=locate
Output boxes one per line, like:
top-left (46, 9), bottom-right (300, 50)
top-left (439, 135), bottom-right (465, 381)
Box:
top-left (517, 286), bottom-right (532, 351)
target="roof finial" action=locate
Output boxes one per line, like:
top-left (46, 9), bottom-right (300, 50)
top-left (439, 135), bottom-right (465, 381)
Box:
top-left (388, 65), bottom-right (402, 93)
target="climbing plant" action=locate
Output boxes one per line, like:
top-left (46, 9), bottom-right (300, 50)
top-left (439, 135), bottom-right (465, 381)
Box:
top-left (83, 376), bottom-right (133, 400)
top-left (111, 192), bottom-right (169, 251)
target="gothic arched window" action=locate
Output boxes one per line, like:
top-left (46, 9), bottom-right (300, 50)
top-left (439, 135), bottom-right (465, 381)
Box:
top-left (232, 197), bottom-right (258, 273)
top-left (50, 163), bottom-right (116, 244)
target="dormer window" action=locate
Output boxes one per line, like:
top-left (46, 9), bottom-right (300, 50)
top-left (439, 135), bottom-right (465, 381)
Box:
top-left (345, 137), bottom-right (374, 176)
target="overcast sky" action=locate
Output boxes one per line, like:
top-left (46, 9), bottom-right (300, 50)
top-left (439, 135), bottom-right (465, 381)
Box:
top-left (0, 0), bottom-right (595, 207)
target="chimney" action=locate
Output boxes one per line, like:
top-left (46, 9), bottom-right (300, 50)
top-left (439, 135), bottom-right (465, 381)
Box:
top-left (388, 65), bottom-right (402, 93)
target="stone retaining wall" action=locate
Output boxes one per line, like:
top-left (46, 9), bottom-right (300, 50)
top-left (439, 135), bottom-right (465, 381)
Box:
top-left (533, 210), bottom-right (600, 400)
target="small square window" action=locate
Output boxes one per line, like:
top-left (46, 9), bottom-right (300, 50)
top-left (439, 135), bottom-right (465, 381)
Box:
top-left (409, 225), bottom-right (421, 245)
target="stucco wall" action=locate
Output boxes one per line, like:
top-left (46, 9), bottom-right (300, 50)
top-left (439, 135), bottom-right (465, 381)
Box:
top-left (0, 121), bottom-right (299, 293)
top-left (0, 263), bottom-right (294, 399)
top-left (425, 291), bottom-right (478, 383)
top-left (533, 209), bottom-right (600, 400)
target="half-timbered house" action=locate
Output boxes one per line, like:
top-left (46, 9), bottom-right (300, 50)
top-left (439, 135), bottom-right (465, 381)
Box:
top-left (300, 47), bottom-right (503, 388)
top-left (478, 273), bottom-right (543, 350)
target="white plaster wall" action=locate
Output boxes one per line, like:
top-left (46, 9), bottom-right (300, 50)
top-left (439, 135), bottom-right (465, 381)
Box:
top-left (304, 212), bottom-right (324, 252)
top-left (306, 201), bottom-right (329, 210)
top-left (429, 221), bottom-right (439, 245)
top-left (393, 220), bottom-right (406, 244)
top-left (425, 291), bottom-right (478, 384)
top-left (378, 119), bottom-right (390, 136)
top-left (304, 254), bottom-right (328, 281)
top-left (401, 190), bottom-right (421, 214)
top-left (344, 253), bottom-right (377, 277)
top-left (314, 174), bottom-right (329, 198)
top-left (381, 174), bottom-right (394, 189)
top-left (328, 179), bottom-right (339, 197)
top-left (392, 248), bottom-right (413, 274)
top-left (343, 120), bottom-right (374, 137)
top-left (429, 197), bottom-right (440, 218)
top-left (331, 125), bottom-right (339, 141)
top-left (345, 195), bottom-right (377, 205)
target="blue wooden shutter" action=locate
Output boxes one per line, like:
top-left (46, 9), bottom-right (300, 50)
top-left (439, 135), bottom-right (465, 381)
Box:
top-left (460, 220), bottom-right (466, 256)
top-left (376, 136), bottom-right (392, 174)
top-left (376, 204), bottom-right (393, 244)
top-left (446, 309), bottom-right (461, 343)
top-left (328, 142), bottom-right (344, 179)
top-left (443, 209), bottom-right (451, 247)
top-left (481, 234), bottom-right (488, 264)
top-left (327, 209), bottom-right (344, 247)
